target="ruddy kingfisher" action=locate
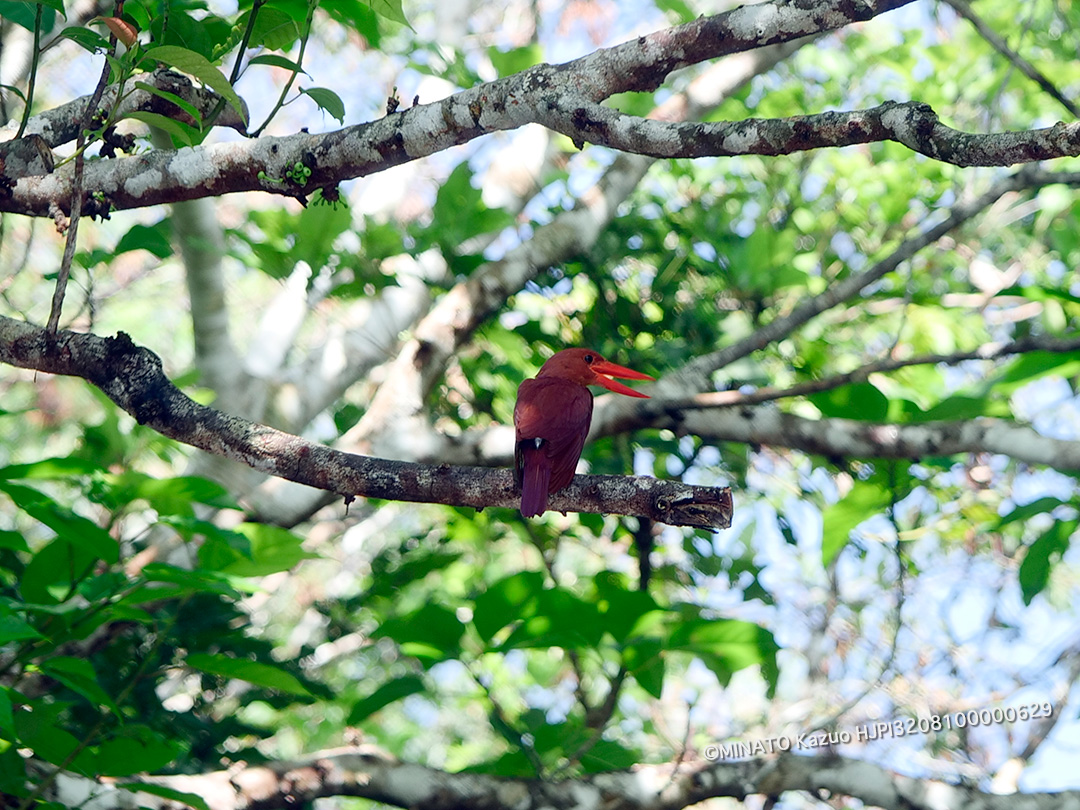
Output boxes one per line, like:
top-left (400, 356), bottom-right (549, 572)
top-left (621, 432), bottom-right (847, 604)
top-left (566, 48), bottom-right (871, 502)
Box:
top-left (513, 348), bottom-right (654, 517)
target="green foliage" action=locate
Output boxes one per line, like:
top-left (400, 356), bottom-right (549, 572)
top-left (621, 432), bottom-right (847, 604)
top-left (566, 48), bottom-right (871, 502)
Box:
top-left (0, 454), bottom-right (328, 799)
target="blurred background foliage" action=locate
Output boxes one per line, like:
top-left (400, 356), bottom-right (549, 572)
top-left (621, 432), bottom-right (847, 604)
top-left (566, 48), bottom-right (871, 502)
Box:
top-left (2, 0), bottom-right (1080, 805)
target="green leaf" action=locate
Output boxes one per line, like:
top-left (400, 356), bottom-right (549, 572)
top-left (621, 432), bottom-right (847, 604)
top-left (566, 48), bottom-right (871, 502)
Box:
top-left (0, 608), bottom-right (42, 643)
top-left (366, 0), bottom-right (409, 28)
top-left (499, 587), bottom-right (604, 651)
top-left (39, 657), bottom-right (120, 715)
top-left (242, 6), bottom-right (300, 49)
top-left (118, 783), bottom-right (210, 810)
top-left (0, 530), bottom-right (29, 553)
top-left (0, 743), bottom-right (27, 798)
top-left (428, 162), bottom-right (513, 257)
top-left (998, 497), bottom-right (1069, 528)
top-left (994, 350), bottom-right (1080, 394)
top-left (0, 687), bottom-right (15, 737)
top-left (18, 539), bottom-right (94, 604)
top-left (668, 617), bottom-right (779, 693)
top-left (300, 87), bottom-right (346, 123)
top-left (114, 221), bottom-right (175, 259)
top-left (1019, 519), bottom-right (1077, 605)
top-left (128, 563), bottom-right (240, 599)
top-left (222, 523), bottom-right (319, 576)
top-left (915, 395), bottom-right (1010, 422)
top-left (132, 81), bottom-right (204, 126)
top-left (0, 0), bottom-right (61, 28)
top-left (31, 0), bottom-right (64, 15)
top-left (0, 457), bottom-right (102, 480)
top-left (579, 738), bottom-right (641, 773)
top-left (142, 45), bottom-right (247, 124)
top-left (654, 0), bottom-right (696, 23)
top-left (821, 481), bottom-right (891, 566)
top-left (122, 110), bottom-right (199, 146)
top-left (0, 482), bottom-right (118, 564)
top-left (121, 474), bottom-right (235, 515)
top-left (487, 44), bottom-right (542, 78)
top-left (320, 0), bottom-right (380, 46)
top-left (592, 572), bottom-right (665, 643)
top-left (248, 54), bottom-right (307, 73)
top-left (623, 639), bottom-right (665, 699)
top-left (14, 703), bottom-right (96, 774)
top-left (376, 604), bottom-right (465, 662)
top-left (347, 674), bottom-right (425, 724)
top-left (808, 382), bottom-right (889, 421)
top-left (186, 653), bottom-right (312, 696)
top-left (472, 571), bottom-right (544, 642)
top-left (95, 726), bottom-right (181, 776)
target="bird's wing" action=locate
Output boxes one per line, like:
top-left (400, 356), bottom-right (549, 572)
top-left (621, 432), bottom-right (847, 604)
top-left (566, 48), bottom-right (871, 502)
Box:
top-left (514, 377), bottom-right (593, 494)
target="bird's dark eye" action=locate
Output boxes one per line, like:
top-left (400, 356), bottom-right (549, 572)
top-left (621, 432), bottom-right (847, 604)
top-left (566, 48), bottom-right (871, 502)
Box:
top-left (584, 353), bottom-right (595, 363)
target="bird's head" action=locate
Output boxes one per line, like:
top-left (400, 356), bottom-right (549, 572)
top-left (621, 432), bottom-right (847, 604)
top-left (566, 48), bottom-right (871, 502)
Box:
top-left (536, 348), bottom-right (654, 398)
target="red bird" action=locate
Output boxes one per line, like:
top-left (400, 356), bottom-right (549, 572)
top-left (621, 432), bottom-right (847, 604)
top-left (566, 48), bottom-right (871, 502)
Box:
top-left (514, 348), bottom-right (654, 517)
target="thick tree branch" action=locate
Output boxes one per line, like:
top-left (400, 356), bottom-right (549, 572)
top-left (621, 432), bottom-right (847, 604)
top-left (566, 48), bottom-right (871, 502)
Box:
top-left (37, 746), bottom-right (1080, 810)
top-left (0, 0), bottom-right (977, 217)
top-left (0, 316), bottom-right (731, 528)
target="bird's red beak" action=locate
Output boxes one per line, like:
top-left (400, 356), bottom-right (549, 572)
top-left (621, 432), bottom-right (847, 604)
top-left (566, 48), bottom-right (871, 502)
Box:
top-left (590, 360), bottom-right (654, 398)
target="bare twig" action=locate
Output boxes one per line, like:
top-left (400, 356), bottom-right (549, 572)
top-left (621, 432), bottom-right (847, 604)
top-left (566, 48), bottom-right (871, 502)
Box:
top-left (675, 334), bottom-right (1080, 411)
top-left (45, 38), bottom-right (116, 334)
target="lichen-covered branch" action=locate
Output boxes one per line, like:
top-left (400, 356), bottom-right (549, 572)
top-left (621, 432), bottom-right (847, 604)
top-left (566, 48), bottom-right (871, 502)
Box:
top-left (10, 0), bottom-right (1026, 218)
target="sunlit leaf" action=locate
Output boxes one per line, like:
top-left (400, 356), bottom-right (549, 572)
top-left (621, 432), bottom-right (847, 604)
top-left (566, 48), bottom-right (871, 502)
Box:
top-left (1019, 519), bottom-right (1077, 605)
top-left (472, 571), bottom-right (544, 642)
top-left (300, 87), bottom-right (346, 123)
top-left (821, 480), bottom-right (891, 566)
top-left (348, 674), bottom-right (426, 724)
top-left (248, 54), bottom-right (307, 73)
top-left (223, 523), bottom-right (320, 576)
top-left (366, 0), bottom-right (409, 28)
top-left (808, 382), bottom-right (889, 421)
top-left (186, 653), bottom-right (312, 696)
top-left (122, 110), bottom-right (199, 146)
top-left (0, 482), bottom-right (118, 565)
top-left (143, 45), bottom-right (247, 123)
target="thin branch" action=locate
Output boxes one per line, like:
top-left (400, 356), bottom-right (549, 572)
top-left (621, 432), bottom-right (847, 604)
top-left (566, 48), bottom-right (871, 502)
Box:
top-left (12, 3), bottom-right (43, 140)
top-left (943, 0), bottom-right (1080, 119)
top-left (46, 40), bottom-right (116, 333)
top-left (674, 334), bottom-right (1080, 411)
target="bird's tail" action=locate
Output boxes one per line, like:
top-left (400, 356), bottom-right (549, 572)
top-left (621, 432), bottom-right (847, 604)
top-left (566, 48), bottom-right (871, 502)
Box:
top-left (518, 444), bottom-right (552, 518)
